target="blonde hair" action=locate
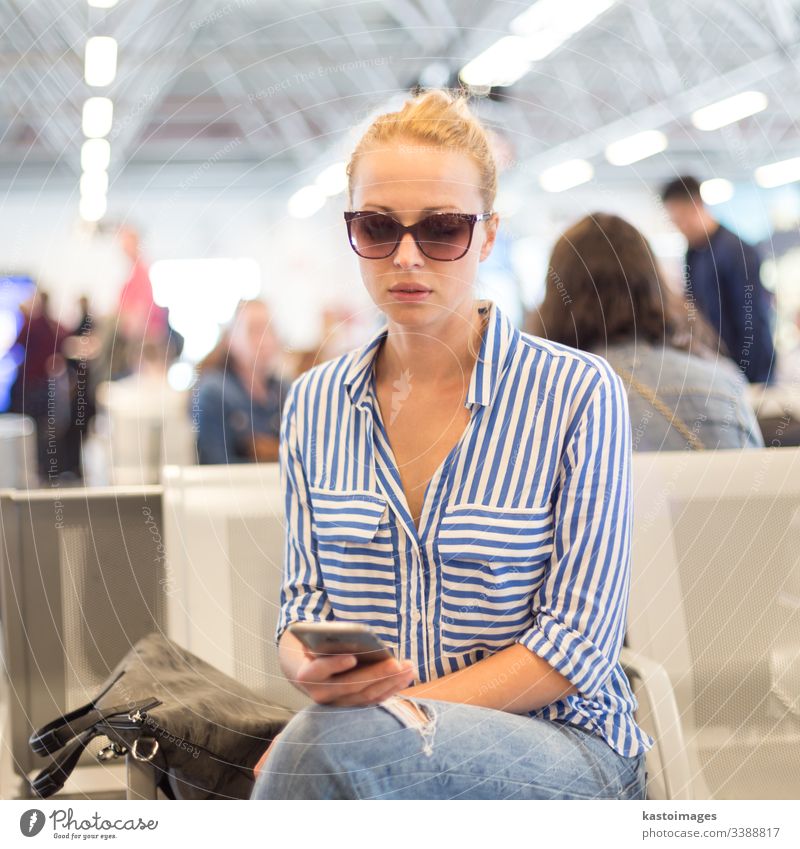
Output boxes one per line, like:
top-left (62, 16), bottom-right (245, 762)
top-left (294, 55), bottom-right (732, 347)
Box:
top-left (346, 89), bottom-right (498, 209)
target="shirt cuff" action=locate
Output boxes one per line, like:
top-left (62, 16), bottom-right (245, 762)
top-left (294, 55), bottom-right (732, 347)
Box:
top-left (274, 610), bottom-right (331, 648)
top-left (515, 613), bottom-right (616, 699)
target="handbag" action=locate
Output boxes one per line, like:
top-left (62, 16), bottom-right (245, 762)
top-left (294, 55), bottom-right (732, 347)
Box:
top-left (28, 632), bottom-right (295, 800)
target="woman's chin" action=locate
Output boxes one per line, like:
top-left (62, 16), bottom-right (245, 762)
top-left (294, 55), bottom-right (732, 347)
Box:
top-left (378, 299), bottom-right (438, 324)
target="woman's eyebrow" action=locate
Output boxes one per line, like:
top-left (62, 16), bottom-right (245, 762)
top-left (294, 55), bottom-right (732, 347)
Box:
top-left (360, 204), bottom-right (461, 213)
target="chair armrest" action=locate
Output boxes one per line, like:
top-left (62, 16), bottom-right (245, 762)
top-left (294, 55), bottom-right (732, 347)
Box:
top-left (620, 647), bottom-right (694, 800)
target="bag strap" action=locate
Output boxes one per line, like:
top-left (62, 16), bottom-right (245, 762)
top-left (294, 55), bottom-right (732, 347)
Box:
top-left (30, 699), bottom-right (156, 757)
top-left (29, 669), bottom-right (125, 756)
top-left (30, 729), bottom-right (97, 798)
top-left (613, 364), bottom-right (706, 451)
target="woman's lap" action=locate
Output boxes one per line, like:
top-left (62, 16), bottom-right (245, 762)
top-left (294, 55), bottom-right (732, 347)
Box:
top-left (252, 696), bottom-right (646, 800)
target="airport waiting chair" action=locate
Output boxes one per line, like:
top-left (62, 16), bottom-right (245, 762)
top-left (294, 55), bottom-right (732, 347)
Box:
top-left (93, 379), bottom-right (196, 486)
top-left (626, 447), bottom-right (800, 800)
top-left (0, 486), bottom-right (166, 800)
top-left (0, 414), bottom-right (37, 488)
top-left (101, 464), bottom-right (310, 800)
top-left (161, 463), bottom-right (311, 713)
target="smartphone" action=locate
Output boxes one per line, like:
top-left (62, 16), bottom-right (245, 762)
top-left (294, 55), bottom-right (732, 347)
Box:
top-left (288, 622), bottom-right (394, 668)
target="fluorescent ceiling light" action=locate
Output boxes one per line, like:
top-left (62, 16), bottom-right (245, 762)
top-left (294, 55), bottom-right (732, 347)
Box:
top-left (80, 170), bottom-right (109, 197)
top-left (691, 91), bottom-right (768, 131)
top-left (755, 157), bottom-right (800, 189)
top-left (511, 0), bottom-right (616, 60)
top-left (699, 178), bottom-right (734, 205)
top-left (461, 1), bottom-right (616, 88)
top-left (79, 193), bottom-right (107, 222)
top-left (460, 36), bottom-right (532, 87)
top-left (85, 36), bottom-right (118, 87)
top-left (288, 185), bottom-right (326, 219)
top-left (539, 158), bottom-right (594, 192)
top-left (81, 138), bottom-right (111, 172)
top-left (82, 97), bottom-right (113, 138)
top-left (315, 162), bottom-right (348, 196)
top-left (88, 0), bottom-right (118, 8)
top-left (605, 130), bottom-right (668, 166)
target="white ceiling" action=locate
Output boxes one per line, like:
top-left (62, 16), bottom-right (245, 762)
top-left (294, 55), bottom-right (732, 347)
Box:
top-left (1, 0), bottom-right (799, 194)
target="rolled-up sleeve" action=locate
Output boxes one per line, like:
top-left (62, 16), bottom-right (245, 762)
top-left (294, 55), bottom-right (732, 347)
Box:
top-left (274, 379), bottom-right (334, 646)
top-left (515, 368), bottom-right (633, 699)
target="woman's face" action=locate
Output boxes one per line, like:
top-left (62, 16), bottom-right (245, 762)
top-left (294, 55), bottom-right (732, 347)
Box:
top-left (349, 139), bottom-right (498, 331)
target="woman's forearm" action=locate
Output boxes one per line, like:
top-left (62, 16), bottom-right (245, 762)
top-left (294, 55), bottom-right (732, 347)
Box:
top-left (397, 642), bottom-right (576, 714)
top-left (277, 629), bottom-right (310, 686)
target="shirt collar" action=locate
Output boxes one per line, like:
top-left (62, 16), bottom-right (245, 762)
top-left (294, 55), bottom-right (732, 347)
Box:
top-left (343, 300), bottom-right (518, 411)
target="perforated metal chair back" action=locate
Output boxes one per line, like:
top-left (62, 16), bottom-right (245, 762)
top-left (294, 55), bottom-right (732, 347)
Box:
top-left (629, 447), bottom-right (800, 800)
top-left (162, 464), bottom-right (310, 712)
top-left (0, 487), bottom-right (166, 787)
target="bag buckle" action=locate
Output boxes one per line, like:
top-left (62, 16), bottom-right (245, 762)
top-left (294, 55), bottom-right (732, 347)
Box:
top-left (97, 742), bottom-right (127, 762)
top-left (131, 737), bottom-right (159, 762)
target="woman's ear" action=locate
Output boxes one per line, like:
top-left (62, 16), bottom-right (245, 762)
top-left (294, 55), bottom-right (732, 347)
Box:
top-left (479, 213), bottom-right (500, 262)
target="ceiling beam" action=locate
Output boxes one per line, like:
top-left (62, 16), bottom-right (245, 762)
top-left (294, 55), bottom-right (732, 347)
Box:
top-left (521, 43), bottom-right (798, 171)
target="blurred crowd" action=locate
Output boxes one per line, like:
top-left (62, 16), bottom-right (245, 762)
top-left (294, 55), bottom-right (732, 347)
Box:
top-left (4, 173), bottom-right (799, 485)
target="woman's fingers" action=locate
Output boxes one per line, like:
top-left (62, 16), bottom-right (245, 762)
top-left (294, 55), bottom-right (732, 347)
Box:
top-left (295, 653), bottom-right (359, 686)
top-left (328, 673), bottom-right (415, 707)
top-left (299, 656), bottom-right (416, 705)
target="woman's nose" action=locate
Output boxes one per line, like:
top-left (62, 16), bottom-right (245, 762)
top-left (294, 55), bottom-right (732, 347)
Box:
top-left (393, 232), bottom-right (425, 268)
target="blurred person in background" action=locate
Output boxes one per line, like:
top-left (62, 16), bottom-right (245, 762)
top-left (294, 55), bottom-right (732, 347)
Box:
top-left (75, 294), bottom-right (94, 336)
top-left (661, 176), bottom-right (776, 386)
top-left (9, 289), bottom-right (72, 477)
top-left (111, 226), bottom-right (171, 379)
top-left (530, 212), bottom-right (763, 451)
top-left (195, 299), bottom-right (287, 464)
top-left (94, 340), bottom-right (191, 485)
top-left (291, 306), bottom-right (366, 376)
top-left (96, 339), bottom-right (179, 408)
top-left (117, 226), bottom-right (169, 343)
top-left (57, 295), bottom-right (102, 478)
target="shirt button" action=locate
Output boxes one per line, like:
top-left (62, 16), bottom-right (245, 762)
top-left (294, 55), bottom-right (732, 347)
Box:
top-left (412, 610), bottom-right (422, 624)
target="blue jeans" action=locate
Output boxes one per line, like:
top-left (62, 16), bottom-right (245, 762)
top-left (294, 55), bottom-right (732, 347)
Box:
top-left (251, 695), bottom-right (647, 800)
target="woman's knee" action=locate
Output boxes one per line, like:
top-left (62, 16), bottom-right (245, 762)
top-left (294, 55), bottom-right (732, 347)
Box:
top-left (252, 703), bottom-right (403, 800)
top-left (279, 702), bottom-right (386, 746)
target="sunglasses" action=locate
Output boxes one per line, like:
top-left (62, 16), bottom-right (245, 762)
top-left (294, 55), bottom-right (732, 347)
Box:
top-left (344, 211), bottom-right (493, 261)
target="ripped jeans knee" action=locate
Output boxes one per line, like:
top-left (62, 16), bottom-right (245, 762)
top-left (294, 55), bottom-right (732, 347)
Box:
top-left (376, 695), bottom-right (438, 756)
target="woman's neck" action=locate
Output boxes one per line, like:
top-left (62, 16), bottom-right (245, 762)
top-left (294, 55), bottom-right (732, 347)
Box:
top-left (376, 300), bottom-right (489, 390)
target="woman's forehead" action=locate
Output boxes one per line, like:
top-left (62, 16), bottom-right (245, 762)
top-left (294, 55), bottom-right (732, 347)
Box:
top-left (351, 142), bottom-right (482, 208)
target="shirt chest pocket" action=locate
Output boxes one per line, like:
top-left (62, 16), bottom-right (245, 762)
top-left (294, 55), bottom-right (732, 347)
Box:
top-left (436, 503), bottom-right (554, 654)
top-left (307, 487), bottom-right (398, 641)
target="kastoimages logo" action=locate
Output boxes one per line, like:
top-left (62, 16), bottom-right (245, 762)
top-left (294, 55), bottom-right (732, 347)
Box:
top-left (20, 810), bottom-right (46, 837)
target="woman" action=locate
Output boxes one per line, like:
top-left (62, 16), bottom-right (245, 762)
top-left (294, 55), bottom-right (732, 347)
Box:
top-left (531, 213), bottom-right (763, 451)
top-left (195, 299), bottom-right (287, 463)
top-left (252, 91), bottom-right (651, 800)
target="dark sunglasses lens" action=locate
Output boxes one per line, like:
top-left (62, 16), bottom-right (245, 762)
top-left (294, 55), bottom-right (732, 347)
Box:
top-left (417, 214), bottom-right (472, 260)
top-left (349, 214), bottom-right (400, 258)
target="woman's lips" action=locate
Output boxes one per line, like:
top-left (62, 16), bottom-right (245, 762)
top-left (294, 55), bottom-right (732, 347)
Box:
top-left (388, 288), bottom-right (431, 302)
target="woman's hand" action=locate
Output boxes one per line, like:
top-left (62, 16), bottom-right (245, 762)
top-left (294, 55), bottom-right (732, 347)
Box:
top-left (253, 650), bottom-right (416, 781)
top-left (292, 646), bottom-right (416, 707)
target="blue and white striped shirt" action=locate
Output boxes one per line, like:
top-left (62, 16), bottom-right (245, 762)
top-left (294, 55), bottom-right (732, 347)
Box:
top-left (276, 301), bottom-right (653, 758)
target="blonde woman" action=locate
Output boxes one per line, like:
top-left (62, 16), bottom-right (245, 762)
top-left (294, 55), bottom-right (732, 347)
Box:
top-left (252, 90), bottom-right (652, 800)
